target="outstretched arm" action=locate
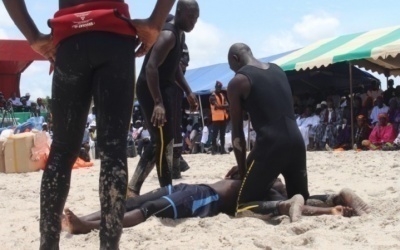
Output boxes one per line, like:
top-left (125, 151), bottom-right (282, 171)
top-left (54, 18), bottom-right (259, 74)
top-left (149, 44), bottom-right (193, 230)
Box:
top-left (131, 0), bottom-right (175, 57)
top-left (3, 0), bottom-right (55, 61)
top-left (227, 74), bottom-right (251, 179)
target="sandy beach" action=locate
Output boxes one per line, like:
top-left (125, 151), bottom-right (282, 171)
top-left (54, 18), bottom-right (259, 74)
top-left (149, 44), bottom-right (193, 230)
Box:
top-left (1, 151), bottom-right (399, 250)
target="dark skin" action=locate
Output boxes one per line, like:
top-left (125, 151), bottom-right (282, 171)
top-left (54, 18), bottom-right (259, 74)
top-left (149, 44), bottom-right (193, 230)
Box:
top-left (146, 0), bottom-right (199, 127)
top-left (2, 0), bottom-right (176, 62)
top-left (226, 43), bottom-right (270, 180)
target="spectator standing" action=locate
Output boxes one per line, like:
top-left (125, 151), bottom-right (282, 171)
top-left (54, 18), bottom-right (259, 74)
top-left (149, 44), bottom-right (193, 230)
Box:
top-left (315, 98), bottom-right (342, 149)
top-left (387, 98), bottom-right (400, 134)
top-left (367, 81), bottom-right (383, 100)
top-left (370, 96), bottom-right (389, 126)
top-left (209, 81), bottom-right (229, 154)
top-left (383, 79), bottom-right (396, 105)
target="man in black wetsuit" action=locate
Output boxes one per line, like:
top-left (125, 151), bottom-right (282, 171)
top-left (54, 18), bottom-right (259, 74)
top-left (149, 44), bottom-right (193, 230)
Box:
top-left (225, 43), bottom-right (310, 214)
top-left (2, 0), bottom-right (176, 249)
top-left (127, 0), bottom-right (199, 196)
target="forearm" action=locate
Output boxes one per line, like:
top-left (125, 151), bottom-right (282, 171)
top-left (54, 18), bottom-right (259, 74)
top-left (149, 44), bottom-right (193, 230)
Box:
top-left (3, 0), bottom-right (41, 43)
top-left (149, 0), bottom-right (176, 31)
top-left (232, 133), bottom-right (246, 178)
top-left (146, 65), bottom-right (163, 105)
top-left (175, 68), bottom-right (192, 95)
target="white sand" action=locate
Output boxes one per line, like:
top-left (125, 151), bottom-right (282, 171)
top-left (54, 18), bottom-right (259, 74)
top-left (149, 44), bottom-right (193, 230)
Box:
top-left (1, 151), bottom-right (400, 250)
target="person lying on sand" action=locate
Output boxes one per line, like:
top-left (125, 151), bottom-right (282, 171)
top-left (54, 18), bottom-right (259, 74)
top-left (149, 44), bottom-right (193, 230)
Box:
top-left (62, 179), bottom-right (369, 235)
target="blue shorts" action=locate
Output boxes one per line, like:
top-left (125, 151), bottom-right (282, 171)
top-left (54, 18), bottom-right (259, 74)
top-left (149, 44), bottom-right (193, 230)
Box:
top-left (126, 183), bottom-right (221, 219)
top-left (159, 183), bottom-right (220, 219)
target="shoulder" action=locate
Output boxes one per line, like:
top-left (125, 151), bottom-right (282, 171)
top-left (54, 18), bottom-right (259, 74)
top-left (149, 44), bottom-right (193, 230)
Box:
top-left (228, 74), bottom-right (251, 99)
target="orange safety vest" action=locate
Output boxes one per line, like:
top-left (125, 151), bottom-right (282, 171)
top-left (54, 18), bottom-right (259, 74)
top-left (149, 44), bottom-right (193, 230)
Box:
top-left (210, 92), bottom-right (228, 121)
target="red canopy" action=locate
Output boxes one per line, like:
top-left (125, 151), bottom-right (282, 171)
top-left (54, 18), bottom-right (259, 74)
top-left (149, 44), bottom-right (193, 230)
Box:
top-left (0, 40), bottom-right (47, 98)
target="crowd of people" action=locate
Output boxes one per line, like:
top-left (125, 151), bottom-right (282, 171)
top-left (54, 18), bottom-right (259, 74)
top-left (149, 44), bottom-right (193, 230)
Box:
top-left (295, 80), bottom-right (400, 151)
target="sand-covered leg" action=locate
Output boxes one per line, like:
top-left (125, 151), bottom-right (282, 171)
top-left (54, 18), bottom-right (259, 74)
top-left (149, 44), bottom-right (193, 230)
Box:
top-left (334, 188), bottom-right (370, 216)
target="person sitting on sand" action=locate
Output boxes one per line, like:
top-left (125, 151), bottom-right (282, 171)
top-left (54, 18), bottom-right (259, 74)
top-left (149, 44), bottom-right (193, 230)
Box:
top-left (62, 178), bottom-right (369, 235)
top-left (362, 113), bottom-right (396, 150)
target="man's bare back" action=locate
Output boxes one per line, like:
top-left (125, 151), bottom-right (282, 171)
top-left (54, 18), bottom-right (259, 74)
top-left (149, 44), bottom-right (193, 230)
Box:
top-left (59, 0), bottom-right (124, 9)
top-left (208, 179), bottom-right (241, 214)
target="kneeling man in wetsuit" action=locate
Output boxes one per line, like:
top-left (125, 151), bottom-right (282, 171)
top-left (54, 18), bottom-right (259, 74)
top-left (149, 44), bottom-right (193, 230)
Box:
top-left (226, 43), bottom-right (310, 214)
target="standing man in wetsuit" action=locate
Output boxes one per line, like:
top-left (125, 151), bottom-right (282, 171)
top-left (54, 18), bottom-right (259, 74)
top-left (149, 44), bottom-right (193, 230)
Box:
top-left (127, 0), bottom-right (199, 196)
top-left (2, 0), bottom-right (175, 249)
top-left (225, 43), bottom-right (310, 214)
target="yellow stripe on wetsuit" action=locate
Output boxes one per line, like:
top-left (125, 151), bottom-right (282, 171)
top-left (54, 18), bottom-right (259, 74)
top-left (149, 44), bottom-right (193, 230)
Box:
top-left (159, 126), bottom-right (164, 177)
top-left (237, 205), bottom-right (259, 213)
top-left (235, 160), bottom-right (255, 215)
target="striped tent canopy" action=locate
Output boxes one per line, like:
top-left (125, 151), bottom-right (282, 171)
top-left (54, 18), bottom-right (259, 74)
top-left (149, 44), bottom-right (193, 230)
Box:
top-left (274, 25), bottom-right (400, 76)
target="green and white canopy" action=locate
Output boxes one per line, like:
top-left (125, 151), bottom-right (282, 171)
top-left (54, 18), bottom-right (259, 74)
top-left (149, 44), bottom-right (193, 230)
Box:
top-left (274, 25), bottom-right (400, 76)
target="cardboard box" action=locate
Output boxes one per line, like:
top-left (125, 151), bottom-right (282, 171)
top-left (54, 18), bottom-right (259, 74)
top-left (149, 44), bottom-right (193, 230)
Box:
top-left (4, 132), bottom-right (38, 173)
top-left (0, 140), bottom-right (5, 173)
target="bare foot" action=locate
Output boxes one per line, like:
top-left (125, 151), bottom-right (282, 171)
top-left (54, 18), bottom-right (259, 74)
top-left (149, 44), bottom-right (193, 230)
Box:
top-left (331, 205), bottom-right (354, 217)
top-left (278, 194), bottom-right (304, 222)
top-left (334, 188), bottom-right (371, 216)
top-left (63, 208), bottom-right (92, 234)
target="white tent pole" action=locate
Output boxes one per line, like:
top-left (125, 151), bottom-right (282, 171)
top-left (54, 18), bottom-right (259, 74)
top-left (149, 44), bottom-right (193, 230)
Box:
top-left (349, 63), bottom-right (355, 147)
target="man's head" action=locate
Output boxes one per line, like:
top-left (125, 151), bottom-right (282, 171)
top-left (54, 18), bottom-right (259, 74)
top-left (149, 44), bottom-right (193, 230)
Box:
top-left (388, 79), bottom-right (394, 88)
top-left (175, 0), bottom-right (199, 33)
top-left (89, 121), bottom-right (97, 130)
top-left (320, 101), bottom-right (327, 109)
top-left (356, 115), bottom-right (366, 127)
top-left (228, 43), bottom-right (253, 73)
top-left (91, 106), bottom-right (96, 114)
top-left (135, 120), bottom-right (142, 128)
top-left (37, 97), bottom-right (43, 105)
top-left (304, 106), bottom-right (313, 117)
top-left (11, 92), bottom-right (16, 99)
top-left (25, 93), bottom-right (30, 100)
top-left (42, 122), bottom-right (48, 131)
top-left (395, 86), bottom-right (400, 97)
top-left (215, 81), bottom-right (223, 93)
top-left (371, 80), bottom-right (379, 90)
top-left (375, 96), bottom-right (384, 108)
top-left (20, 97), bottom-right (27, 105)
top-left (378, 113), bottom-right (388, 126)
